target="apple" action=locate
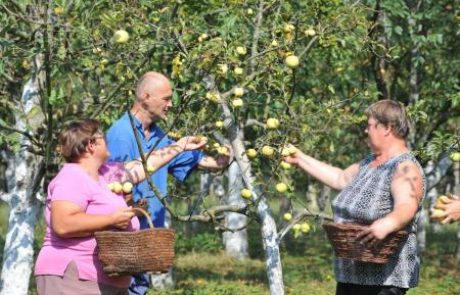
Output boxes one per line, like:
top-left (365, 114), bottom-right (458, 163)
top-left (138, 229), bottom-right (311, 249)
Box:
top-left (449, 152), bottom-right (460, 162)
top-left (234, 67), bottom-right (244, 75)
top-left (147, 165), bottom-right (156, 173)
top-left (276, 182), bottom-right (288, 193)
top-left (271, 39), bottom-right (279, 47)
top-left (283, 24), bottom-right (295, 33)
top-left (266, 118), bottom-right (280, 129)
top-left (430, 208), bottom-right (446, 221)
top-left (261, 145), bottom-right (274, 157)
top-left (241, 188), bottom-right (252, 199)
top-left (283, 212), bottom-right (292, 221)
top-left (304, 28), bottom-right (316, 36)
top-left (236, 46), bottom-right (247, 55)
top-left (285, 55), bottom-right (300, 69)
top-left (113, 30), bottom-right (130, 44)
top-left (232, 98), bottom-right (244, 108)
top-left (217, 64), bottom-right (228, 75)
top-left (293, 224), bottom-right (301, 231)
top-left (247, 8), bottom-right (254, 15)
top-left (300, 222), bottom-right (310, 233)
top-left (107, 182), bottom-right (115, 191)
top-left (280, 161), bottom-right (292, 170)
top-left (246, 148), bottom-right (258, 158)
top-left (215, 121), bottom-right (224, 128)
top-left (206, 91), bottom-right (220, 102)
top-left (112, 181), bottom-right (123, 193)
top-left (198, 33), bottom-right (209, 42)
top-left (280, 145), bottom-right (296, 156)
top-left (122, 182), bottom-right (133, 194)
top-left (217, 146), bottom-right (229, 156)
top-left (234, 87), bottom-right (244, 97)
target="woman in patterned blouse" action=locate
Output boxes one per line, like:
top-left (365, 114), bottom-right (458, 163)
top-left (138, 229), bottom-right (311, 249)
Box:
top-left (283, 100), bottom-right (425, 295)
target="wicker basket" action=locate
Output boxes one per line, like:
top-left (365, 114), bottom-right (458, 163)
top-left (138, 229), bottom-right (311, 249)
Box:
top-left (95, 208), bottom-right (175, 276)
top-left (322, 223), bottom-right (408, 264)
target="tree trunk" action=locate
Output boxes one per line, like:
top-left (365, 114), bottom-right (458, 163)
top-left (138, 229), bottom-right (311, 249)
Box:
top-left (0, 57), bottom-right (45, 295)
top-left (223, 161), bottom-right (248, 259)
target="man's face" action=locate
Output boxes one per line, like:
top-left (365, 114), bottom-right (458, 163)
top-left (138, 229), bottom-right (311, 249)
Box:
top-left (142, 80), bottom-right (173, 121)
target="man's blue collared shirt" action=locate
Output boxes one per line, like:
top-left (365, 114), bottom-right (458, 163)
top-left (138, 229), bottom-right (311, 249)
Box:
top-left (106, 112), bottom-right (203, 228)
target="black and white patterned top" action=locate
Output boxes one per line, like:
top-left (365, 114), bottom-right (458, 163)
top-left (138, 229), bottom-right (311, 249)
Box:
top-left (332, 152), bottom-right (426, 288)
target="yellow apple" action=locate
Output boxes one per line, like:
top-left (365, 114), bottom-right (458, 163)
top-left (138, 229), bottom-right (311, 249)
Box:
top-left (280, 145), bottom-right (296, 156)
top-left (304, 28), bottom-right (316, 36)
top-left (213, 142), bottom-right (221, 149)
top-left (293, 224), bottom-right (301, 231)
top-left (271, 39), bottom-right (279, 47)
top-left (107, 182), bottom-right (115, 191)
top-left (430, 208), bottom-right (446, 221)
top-left (283, 24), bottom-right (295, 33)
top-left (285, 55), bottom-right (300, 69)
top-left (206, 91), bottom-right (220, 102)
top-left (266, 118), bottom-right (280, 129)
top-left (122, 182), bottom-right (133, 194)
top-left (215, 121), bottom-right (224, 128)
top-left (241, 188), bottom-right (252, 199)
top-left (449, 152), bottom-right (460, 162)
top-left (436, 195), bottom-right (451, 207)
top-left (261, 145), bottom-right (274, 157)
top-left (283, 213), bottom-right (292, 221)
top-left (234, 67), bottom-right (244, 75)
top-left (300, 222), bottom-right (310, 233)
top-left (147, 165), bottom-right (156, 173)
top-left (247, 8), bottom-right (254, 15)
top-left (236, 46), bottom-right (247, 55)
top-left (217, 64), bottom-right (228, 75)
top-left (112, 181), bottom-right (123, 193)
top-left (280, 161), bottom-right (292, 170)
top-left (275, 182), bottom-right (288, 193)
top-left (217, 146), bottom-right (229, 156)
top-left (232, 98), bottom-right (244, 108)
top-left (113, 30), bottom-right (130, 44)
top-left (198, 33), bottom-right (209, 42)
top-left (246, 148), bottom-right (258, 158)
top-left (234, 87), bottom-right (244, 97)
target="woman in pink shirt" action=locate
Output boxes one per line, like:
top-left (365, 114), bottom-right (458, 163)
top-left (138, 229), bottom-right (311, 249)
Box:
top-left (34, 119), bottom-right (206, 295)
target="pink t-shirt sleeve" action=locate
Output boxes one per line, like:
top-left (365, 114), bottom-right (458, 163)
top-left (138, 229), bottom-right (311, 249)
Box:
top-left (48, 171), bottom-right (91, 209)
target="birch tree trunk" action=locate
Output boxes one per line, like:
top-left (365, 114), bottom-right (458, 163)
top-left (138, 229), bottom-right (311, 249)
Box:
top-left (223, 161), bottom-right (248, 259)
top-left (0, 56), bottom-right (45, 295)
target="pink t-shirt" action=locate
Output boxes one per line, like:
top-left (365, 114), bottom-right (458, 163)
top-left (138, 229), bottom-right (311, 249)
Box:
top-left (34, 162), bottom-right (140, 288)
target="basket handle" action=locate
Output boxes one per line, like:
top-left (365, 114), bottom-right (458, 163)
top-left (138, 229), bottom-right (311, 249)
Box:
top-left (132, 207), bottom-right (155, 229)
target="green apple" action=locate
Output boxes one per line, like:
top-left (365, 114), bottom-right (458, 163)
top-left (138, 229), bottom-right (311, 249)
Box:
top-left (112, 181), bottom-right (123, 193)
top-left (261, 145), bottom-right (274, 157)
top-left (283, 212), bottom-right (292, 221)
top-left (232, 98), bottom-right (244, 108)
top-left (198, 33), bottom-right (209, 42)
top-left (449, 152), bottom-right (460, 162)
top-left (285, 55), bottom-right (300, 68)
top-left (241, 188), bottom-right (252, 199)
top-left (234, 87), bottom-right (244, 97)
top-left (215, 121), bottom-right (224, 128)
top-left (304, 28), bottom-right (316, 36)
top-left (234, 67), bottom-right (244, 75)
top-left (113, 30), bottom-right (130, 43)
top-left (271, 39), bottom-right (279, 47)
top-left (280, 161), bottom-right (292, 170)
top-left (275, 182), bottom-right (288, 193)
top-left (122, 182), bottom-right (133, 194)
top-left (283, 24), bottom-right (295, 33)
top-left (300, 222), bottom-right (310, 233)
top-left (246, 148), bottom-right (258, 158)
top-left (217, 64), bottom-right (228, 75)
top-left (236, 46), bottom-right (247, 55)
top-left (266, 118), bottom-right (280, 129)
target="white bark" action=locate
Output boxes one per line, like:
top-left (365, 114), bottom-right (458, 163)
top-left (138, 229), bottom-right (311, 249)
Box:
top-left (0, 57), bottom-right (44, 295)
top-left (223, 161), bottom-right (248, 260)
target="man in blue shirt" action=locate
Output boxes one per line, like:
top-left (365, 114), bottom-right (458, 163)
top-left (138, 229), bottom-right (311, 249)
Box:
top-left (106, 72), bottom-right (230, 294)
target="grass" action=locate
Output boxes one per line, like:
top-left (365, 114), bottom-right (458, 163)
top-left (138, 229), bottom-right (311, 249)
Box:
top-left (1, 201), bottom-right (459, 294)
